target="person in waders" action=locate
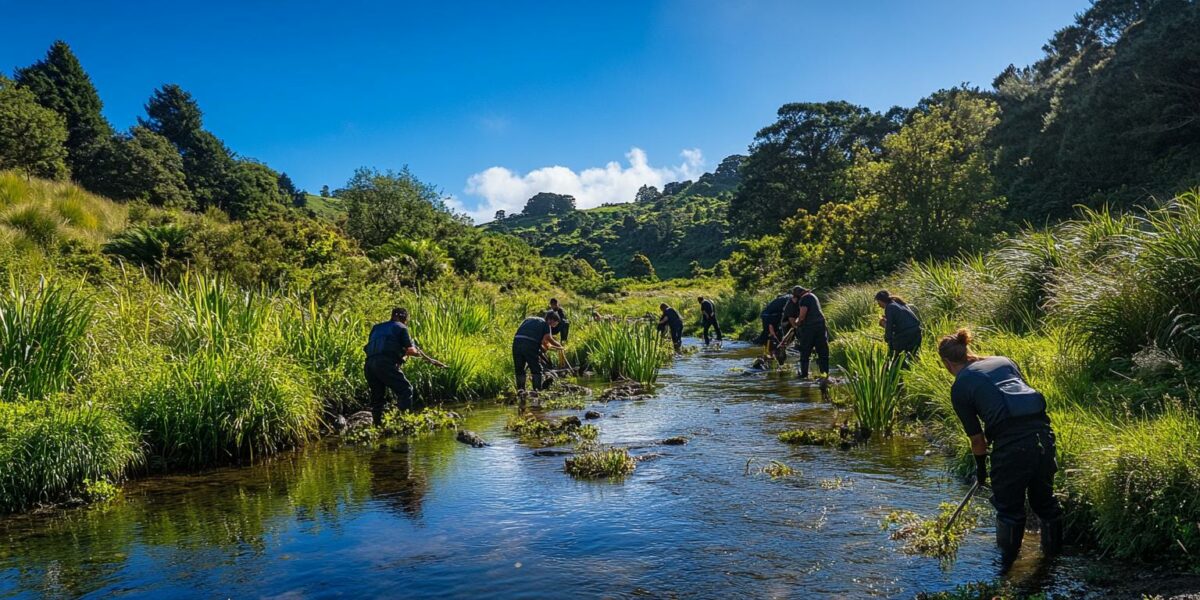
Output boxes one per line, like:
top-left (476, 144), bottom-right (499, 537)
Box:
top-left (548, 298), bottom-right (569, 343)
top-left (364, 308), bottom-right (447, 426)
top-left (939, 328), bottom-right (1063, 570)
top-left (658, 303), bottom-right (684, 353)
top-left (758, 292), bottom-right (791, 364)
top-left (784, 286), bottom-right (829, 379)
top-left (698, 296), bottom-right (722, 346)
top-left (876, 290), bottom-right (921, 358)
top-left (512, 311), bottom-right (563, 397)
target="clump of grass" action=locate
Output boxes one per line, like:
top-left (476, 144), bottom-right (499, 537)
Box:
top-left (572, 320), bottom-right (668, 384)
top-left (166, 272), bottom-right (273, 353)
top-left (578, 423), bottom-right (599, 440)
top-left (824, 283), bottom-right (881, 335)
top-left (564, 447), bottom-right (636, 479)
top-left (506, 413), bottom-right (585, 447)
top-left (0, 278), bottom-right (92, 402)
top-left (882, 501), bottom-right (978, 559)
top-left (110, 348), bottom-right (320, 470)
top-left (342, 424), bottom-right (380, 445)
top-left (914, 581), bottom-right (1028, 600)
top-left (380, 407), bottom-right (461, 436)
top-left (819, 476), bottom-right (852, 490)
top-left (778, 428), bottom-right (841, 446)
top-left (281, 297), bottom-right (365, 413)
top-left (843, 340), bottom-right (906, 435)
top-left (0, 400), bottom-right (141, 513)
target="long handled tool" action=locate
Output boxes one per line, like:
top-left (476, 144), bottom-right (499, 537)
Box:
top-left (944, 481), bottom-right (982, 533)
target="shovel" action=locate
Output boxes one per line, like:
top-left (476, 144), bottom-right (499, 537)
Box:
top-left (944, 481), bottom-right (982, 533)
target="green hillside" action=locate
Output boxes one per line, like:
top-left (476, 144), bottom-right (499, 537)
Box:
top-left (484, 155), bottom-right (743, 279)
top-left (302, 193), bottom-right (346, 221)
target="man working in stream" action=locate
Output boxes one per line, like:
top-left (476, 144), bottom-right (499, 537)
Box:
top-left (783, 286), bottom-right (829, 379)
top-left (939, 328), bottom-right (1063, 570)
top-left (758, 292), bottom-right (791, 364)
top-left (364, 307), bottom-right (447, 426)
top-left (698, 296), bottom-right (722, 346)
top-left (513, 311), bottom-right (565, 396)
top-left (658, 303), bottom-right (685, 353)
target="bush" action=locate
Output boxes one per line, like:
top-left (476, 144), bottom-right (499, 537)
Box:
top-left (0, 400), bottom-right (141, 512)
top-left (111, 348), bottom-right (320, 469)
top-left (0, 279), bottom-right (92, 401)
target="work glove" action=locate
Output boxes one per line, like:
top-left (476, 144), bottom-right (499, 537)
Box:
top-left (974, 454), bottom-right (988, 486)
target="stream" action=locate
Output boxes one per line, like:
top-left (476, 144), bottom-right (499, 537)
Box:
top-left (0, 341), bottom-right (1116, 598)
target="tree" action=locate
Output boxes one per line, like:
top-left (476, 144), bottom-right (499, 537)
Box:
top-left (0, 77), bottom-right (69, 179)
top-left (663, 181), bottom-right (691, 196)
top-left (14, 41), bottom-right (113, 185)
top-left (522, 192), bottom-right (576, 216)
top-left (93, 125), bottom-right (191, 207)
top-left (320, 185), bottom-right (330, 198)
top-left (635, 184), bottom-right (661, 203)
top-left (731, 101), bottom-right (900, 236)
top-left (227, 160), bottom-right (289, 219)
top-left (140, 84), bottom-right (239, 212)
top-left (628, 252), bottom-right (657, 280)
top-left (277, 172), bottom-right (306, 208)
top-left (340, 167), bottom-right (458, 250)
top-left (494, 209), bottom-right (506, 221)
top-left (855, 91), bottom-right (1003, 261)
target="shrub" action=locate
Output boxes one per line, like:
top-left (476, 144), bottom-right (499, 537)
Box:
top-left (112, 348), bottom-right (320, 469)
top-left (0, 278), bottom-right (91, 401)
top-left (0, 400), bottom-right (141, 512)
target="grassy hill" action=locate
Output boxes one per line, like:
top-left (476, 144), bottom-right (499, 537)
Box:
top-left (484, 155), bottom-right (743, 279)
top-left (302, 193), bottom-right (346, 221)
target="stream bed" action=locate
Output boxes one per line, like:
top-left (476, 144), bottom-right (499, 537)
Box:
top-left (0, 341), bottom-right (1132, 598)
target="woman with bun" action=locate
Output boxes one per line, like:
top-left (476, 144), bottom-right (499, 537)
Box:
top-left (939, 328), bottom-right (1062, 570)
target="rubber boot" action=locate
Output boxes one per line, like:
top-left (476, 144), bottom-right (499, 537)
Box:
top-left (996, 519), bottom-right (1024, 570)
top-left (1040, 519), bottom-right (1064, 557)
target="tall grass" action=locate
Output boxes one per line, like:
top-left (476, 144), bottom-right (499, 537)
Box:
top-left (824, 283), bottom-right (880, 335)
top-left (405, 295), bottom-right (509, 401)
top-left (280, 297), bottom-right (365, 413)
top-left (0, 278), bottom-right (92, 402)
top-left (0, 171), bottom-right (126, 248)
top-left (841, 340), bottom-right (906, 435)
top-left (167, 272), bottom-right (273, 353)
top-left (0, 400), bottom-right (141, 512)
top-left (111, 348), bottom-right (320, 469)
top-left (572, 320), bottom-right (667, 384)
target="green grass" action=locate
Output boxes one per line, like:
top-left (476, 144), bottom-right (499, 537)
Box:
top-left (571, 320), bottom-right (669, 384)
top-left (303, 194), bottom-right (347, 221)
top-left (280, 297), bottom-right (366, 413)
top-left (0, 278), bottom-right (92, 402)
top-left (564, 447), bottom-right (636, 479)
top-left (380, 406), bottom-right (461, 436)
top-left (842, 340), bottom-right (906, 435)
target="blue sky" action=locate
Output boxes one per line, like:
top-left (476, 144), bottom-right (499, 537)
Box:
top-left (2, 1), bottom-right (1088, 221)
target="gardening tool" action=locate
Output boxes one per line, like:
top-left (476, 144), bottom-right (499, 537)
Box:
top-left (944, 481), bottom-right (982, 533)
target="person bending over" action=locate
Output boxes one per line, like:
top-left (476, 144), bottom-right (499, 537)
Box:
top-left (512, 311), bottom-right (564, 396)
top-left (939, 328), bottom-right (1063, 570)
top-left (876, 290), bottom-right (921, 358)
top-left (758, 292), bottom-right (791, 363)
top-left (363, 308), bottom-right (447, 426)
top-left (698, 296), bottom-right (722, 346)
top-left (784, 286), bottom-right (829, 379)
top-left (658, 303), bottom-right (684, 353)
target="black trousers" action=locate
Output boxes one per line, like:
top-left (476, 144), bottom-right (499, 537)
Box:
top-left (757, 316), bottom-right (780, 346)
top-left (365, 356), bottom-right (413, 426)
top-left (991, 429), bottom-right (1062, 528)
top-left (669, 325), bottom-right (683, 351)
top-left (888, 328), bottom-right (922, 358)
top-left (554, 321), bottom-right (570, 343)
top-left (513, 340), bottom-right (543, 392)
top-left (795, 324), bottom-right (830, 377)
top-left (701, 314), bottom-right (722, 344)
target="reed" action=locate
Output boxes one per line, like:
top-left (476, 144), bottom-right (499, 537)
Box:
top-left (0, 278), bottom-right (92, 402)
top-left (280, 297), bottom-right (365, 413)
top-left (842, 340), bottom-right (906, 435)
top-left (572, 320), bottom-right (667, 384)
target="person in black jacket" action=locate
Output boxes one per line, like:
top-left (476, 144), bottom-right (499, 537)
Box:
top-left (940, 328), bottom-right (1063, 570)
top-left (876, 290), bottom-right (922, 357)
top-left (758, 293), bottom-right (791, 363)
top-left (512, 311), bottom-right (564, 395)
top-left (698, 296), bottom-right (722, 346)
top-left (783, 286), bottom-right (829, 379)
top-left (363, 308), bottom-right (447, 426)
top-left (548, 298), bottom-right (570, 342)
top-left (658, 303), bottom-right (684, 352)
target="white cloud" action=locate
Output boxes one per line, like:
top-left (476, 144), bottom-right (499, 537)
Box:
top-left (452, 147), bottom-right (704, 224)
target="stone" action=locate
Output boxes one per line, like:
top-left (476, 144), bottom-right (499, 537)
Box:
top-left (661, 436), bottom-right (688, 446)
top-left (343, 411), bottom-right (374, 433)
top-left (584, 410), bottom-right (602, 420)
top-left (456, 430), bottom-right (489, 448)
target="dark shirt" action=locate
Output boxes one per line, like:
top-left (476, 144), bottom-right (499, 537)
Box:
top-left (883, 301), bottom-right (920, 343)
top-left (700, 299), bottom-right (715, 317)
top-left (761, 294), bottom-right (790, 320)
top-left (951, 356), bottom-right (1051, 442)
top-left (514, 317), bottom-right (552, 343)
top-left (364, 321), bottom-right (413, 362)
top-left (550, 306), bottom-right (568, 324)
top-left (796, 291), bottom-right (825, 328)
top-left (662, 307), bottom-right (683, 330)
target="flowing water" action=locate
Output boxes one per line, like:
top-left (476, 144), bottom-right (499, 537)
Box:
top-left (0, 341), bottom-right (1110, 598)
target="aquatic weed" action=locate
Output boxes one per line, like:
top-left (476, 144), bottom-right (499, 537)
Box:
top-left (564, 447), bottom-right (636, 479)
top-left (778, 428), bottom-right (841, 446)
top-left (380, 407), bottom-right (462, 436)
top-left (882, 501), bottom-right (978, 559)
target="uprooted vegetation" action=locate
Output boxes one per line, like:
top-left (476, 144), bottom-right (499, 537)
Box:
top-left (882, 501), bottom-right (980, 559)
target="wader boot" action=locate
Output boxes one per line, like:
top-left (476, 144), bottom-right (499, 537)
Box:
top-left (1040, 518), bottom-right (1064, 557)
top-left (996, 519), bottom-right (1024, 570)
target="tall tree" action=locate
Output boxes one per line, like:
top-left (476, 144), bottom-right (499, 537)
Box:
top-left (522, 192), bottom-right (576, 216)
top-left (140, 85), bottom-right (239, 212)
top-left (340, 167), bottom-right (459, 250)
top-left (92, 125), bottom-right (191, 207)
top-left (731, 101), bottom-right (900, 236)
top-left (0, 77), bottom-right (69, 179)
top-left (13, 41), bottom-right (112, 185)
